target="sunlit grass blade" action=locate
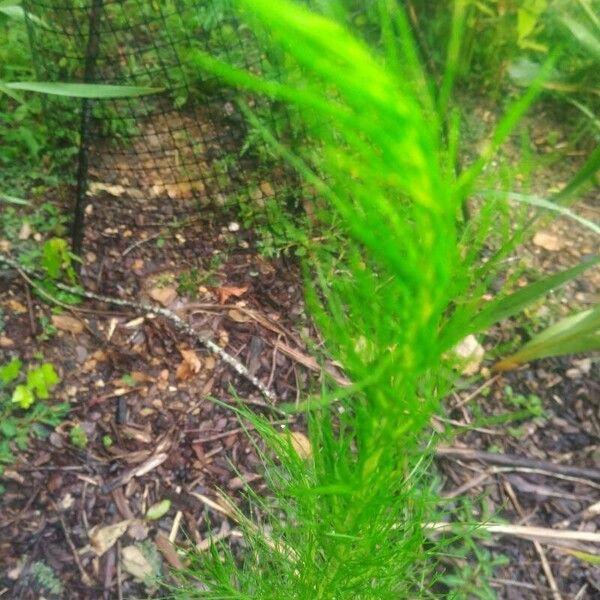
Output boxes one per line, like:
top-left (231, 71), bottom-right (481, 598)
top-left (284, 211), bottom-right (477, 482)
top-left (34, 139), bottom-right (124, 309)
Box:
top-left (494, 304), bottom-right (600, 370)
top-left (484, 190), bottom-right (600, 235)
top-left (3, 82), bottom-right (163, 97)
top-left (461, 255), bottom-right (600, 336)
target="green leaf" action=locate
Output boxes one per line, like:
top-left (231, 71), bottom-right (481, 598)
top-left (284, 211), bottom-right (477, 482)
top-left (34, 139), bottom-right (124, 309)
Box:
top-left (11, 385), bottom-right (35, 409)
top-left (487, 191), bottom-right (600, 236)
top-left (40, 363), bottom-right (60, 387)
top-left (0, 192), bottom-right (29, 206)
top-left (495, 304), bottom-right (600, 370)
top-left (3, 82), bottom-right (164, 98)
top-left (42, 238), bottom-right (68, 279)
top-left (69, 425), bottom-right (88, 449)
top-left (0, 419), bottom-right (17, 438)
top-left (0, 4), bottom-right (47, 26)
top-left (560, 14), bottom-right (600, 61)
top-left (552, 143), bottom-right (600, 204)
top-left (0, 358), bottom-right (22, 385)
top-left (466, 255), bottom-right (600, 335)
top-left (25, 363), bottom-right (59, 400)
top-left (145, 499), bottom-right (171, 521)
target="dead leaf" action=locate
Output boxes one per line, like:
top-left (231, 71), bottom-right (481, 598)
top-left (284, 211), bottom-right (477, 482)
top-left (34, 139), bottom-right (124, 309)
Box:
top-left (260, 181), bottom-right (274, 196)
top-left (215, 285), bottom-right (248, 304)
top-left (533, 231), bottom-right (565, 252)
top-left (6, 299), bottom-right (26, 313)
top-left (288, 431), bottom-right (312, 460)
top-left (18, 222), bottom-right (32, 240)
top-left (176, 348), bottom-right (202, 381)
top-left (88, 182), bottom-right (127, 196)
top-left (121, 545), bottom-right (156, 581)
top-left (228, 472), bottom-right (262, 490)
top-left (0, 336), bottom-right (14, 348)
top-left (149, 286), bottom-right (178, 307)
top-left (51, 314), bottom-right (84, 334)
top-left (90, 520), bottom-right (133, 556)
top-left (155, 532), bottom-right (185, 570)
top-left (453, 335), bottom-right (485, 376)
top-left (128, 521), bottom-right (150, 541)
top-left (228, 308), bottom-right (251, 323)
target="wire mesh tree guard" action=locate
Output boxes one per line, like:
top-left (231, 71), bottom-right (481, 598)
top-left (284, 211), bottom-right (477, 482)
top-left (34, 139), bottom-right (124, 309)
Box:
top-left (22, 0), bottom-right (303, 255)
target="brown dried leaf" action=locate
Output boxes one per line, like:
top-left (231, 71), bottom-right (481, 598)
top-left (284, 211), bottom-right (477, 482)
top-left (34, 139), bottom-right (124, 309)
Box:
top-left (18, 222), bottom-right (32, 240)
top-left (6, 299), bottom-right (26, 313)
top-left (215, 285), bottom-right (248, 304)
top-left (149, 286), bottom-right (178, 307)
top-left (0, 336), bottom-right (14, 348)
top-left (280, 431), bottom-right (312, 460)
top-left (176, 348), bottom-right (202, 381)
top-left (121, 544), bottom-right (156, 581)
top-left (90, 520), bottom-right (133, 556)
top-left (51, 314), bottom-right (84, 334)
top-left (155, 532), bottom-right (185, 570)
top-left (228, 308), bottom-right (251, 323)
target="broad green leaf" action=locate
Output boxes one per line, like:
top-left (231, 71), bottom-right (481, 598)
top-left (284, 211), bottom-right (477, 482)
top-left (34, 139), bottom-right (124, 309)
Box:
top-left (495, 305), bottom-right (600, 370)
top-left (11, 384), bottom-right (35, 409)
top-left (466, 254), bottom-right (600, 334)
top-left (3, 82), bottom-right (163, 98)
top-left (42, 238), bottom-right (68, 279)
top-left (40, 363), bottom-right (60, 387)
top-left (0, 358), bottom-right (22, 385)
top-left (0, 192), bottom-right (29, 205)
top-left (26, 363), bottom-right (59, 400)
top-left (0, 4), bottom-right (46, 26)
top-left (0, 419), bottom-right (17, 438)
top-left (0, 82), bottom-right (24, 103)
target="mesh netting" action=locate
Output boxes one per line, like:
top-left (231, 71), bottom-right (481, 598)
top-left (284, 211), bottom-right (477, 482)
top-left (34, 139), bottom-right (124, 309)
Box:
top-left (22, 0), bottom-right (303, 251)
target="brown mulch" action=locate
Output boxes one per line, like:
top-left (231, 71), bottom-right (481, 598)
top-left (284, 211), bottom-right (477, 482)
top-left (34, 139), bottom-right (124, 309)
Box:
top-left (0, 190), bottom-right (316, 599)
top-left (1, 106), bottom-right (599, 598)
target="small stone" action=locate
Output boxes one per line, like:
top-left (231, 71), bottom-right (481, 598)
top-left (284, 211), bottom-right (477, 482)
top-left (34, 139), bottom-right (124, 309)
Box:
top-left (533, 231), bottom-right (565, 252)
top-left (573, 358), bottom-right (592, 374)
top-left (75, 345), bottom-right (88, 363)
top-left (228, 221), bottom-right (240, 232)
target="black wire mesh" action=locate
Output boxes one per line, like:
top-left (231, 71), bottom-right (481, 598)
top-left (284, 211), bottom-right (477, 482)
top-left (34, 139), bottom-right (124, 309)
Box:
top-left (22, 0), bottom-right (304, 251)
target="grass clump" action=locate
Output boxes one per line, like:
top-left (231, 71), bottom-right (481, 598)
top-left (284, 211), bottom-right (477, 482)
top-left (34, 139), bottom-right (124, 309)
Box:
top-left (169, 0), bottom-right (599, 597)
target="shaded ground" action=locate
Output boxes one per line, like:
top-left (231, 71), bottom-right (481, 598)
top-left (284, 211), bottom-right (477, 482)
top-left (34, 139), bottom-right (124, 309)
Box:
top-left (0, 104), bottom-right (599, 599)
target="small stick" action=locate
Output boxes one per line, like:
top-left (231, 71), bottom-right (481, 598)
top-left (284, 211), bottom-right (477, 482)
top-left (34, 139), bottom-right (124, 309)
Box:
top-left (0, 252), bottom-right (277, 403)
top-left (503, 480), bottom-right (563, 600)
top-left (24, 282), bottom-right (37, 337)
top-left (51, 500), bottom-right (93, 587)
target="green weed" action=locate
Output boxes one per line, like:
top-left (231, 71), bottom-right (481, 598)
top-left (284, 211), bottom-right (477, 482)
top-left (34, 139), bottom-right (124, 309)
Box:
top-left (170, 1), bottom-right (599, 598)
top-left (0, 358), bottom-right (68, 474)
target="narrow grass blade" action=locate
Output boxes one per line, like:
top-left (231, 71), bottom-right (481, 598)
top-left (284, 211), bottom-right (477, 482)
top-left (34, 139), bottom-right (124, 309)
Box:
top-left (0, 193), bottom-right (29, 205)
top-left (4, 82), bottom-right (163, 98)
top-left (494, 305), bottom-right (600, 370)
top-left (465, 255), bottom-right (600, 334)
top-left (552, 143), bottom-right (600, 204)
top-left (485, 190), bottom-right (600, 235)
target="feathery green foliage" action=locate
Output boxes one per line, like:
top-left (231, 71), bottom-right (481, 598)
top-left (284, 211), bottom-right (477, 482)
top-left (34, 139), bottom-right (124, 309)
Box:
top-left (169, 1), bottom-right (597, 598)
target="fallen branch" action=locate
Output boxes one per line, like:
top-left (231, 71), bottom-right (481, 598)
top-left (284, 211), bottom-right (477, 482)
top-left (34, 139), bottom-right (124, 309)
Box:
top-left (436, 446), bottom-right (600, 482)
top-left (428, 521), bottom-right (600, 544)
top-left (0, 252), bottom-right (277, 404)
